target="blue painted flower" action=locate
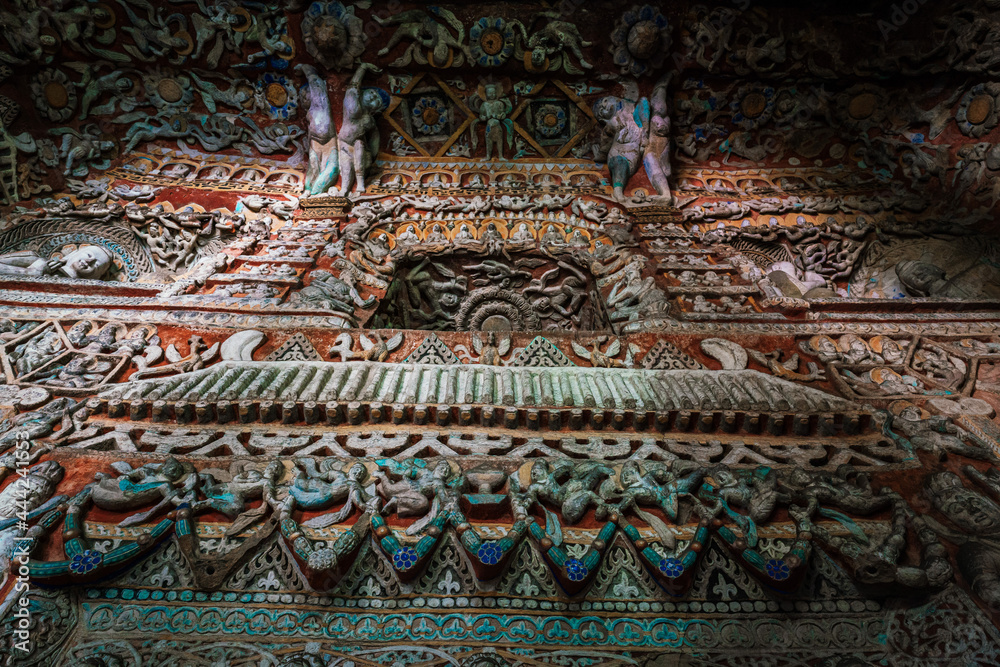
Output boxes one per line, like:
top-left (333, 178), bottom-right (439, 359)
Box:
top-left (258, 73), bottom-right (297, 120)
top-left (393, 546), bottom-right (418, 571)
top-left (658, 557), bottom-right (684, 578)
top-left (477, 541), bottom-right (504, 565)
top-left (411, 96), bottom-right (449, 135)
top-left (766, 558), bottom-right (790, 581)
top-left (69, 550), bottom-right (103, 575)
top-left (565, 558), bottom-right (588, 582)
top-left (535, 103), bottom-right (568, 138)
top-left (470, 17), bottom-right (516, 67)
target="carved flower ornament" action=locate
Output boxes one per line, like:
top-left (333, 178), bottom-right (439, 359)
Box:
top-left (611, 5), bottom-right (671, 76)
top-left (477, 541), bottom-right (504, 565)
top-left (534, 103), bottom-right (568, 138)
top-left (658, 556), bottom-right (684, 578)
top-left (258, 72), bottom-right (297, 120)
top-left (301, 1), bottom-right (364, 71)
top-left (835, 84), bottom-right (889, 133)
top-left (393, 545), bottom-right (419, 570)
top-left (31, 69), bottom-right (77, 122)
top-left (957, 83), bottom-right (1000, 138)
top-left (565, 557), bottom-right (589, 581)
top-left (69, 549), bottom-right (104, 575)
top-left (411, 95), bottom-right (449, 135)
top-left (144, 70), bottom-right (194, 111)
top-left (766, 558), bottom-right (791, 581)
top-left (470, 16), bottom-right (516, 67)
top-left (731, 84), bottom-right (776, 131)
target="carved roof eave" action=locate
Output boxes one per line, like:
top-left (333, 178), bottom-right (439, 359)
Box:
top-left (97, 360), bottom-right (868, 436)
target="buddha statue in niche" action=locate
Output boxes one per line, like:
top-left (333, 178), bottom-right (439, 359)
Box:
top-left (895, 259), bottom-right (999, 299)
top-left (850, 237), bottom-right (1000, 299)
top-left (0, 246), bottom-right (113, 280)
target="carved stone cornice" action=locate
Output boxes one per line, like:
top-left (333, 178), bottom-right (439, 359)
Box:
top-left (100, 359), bottom-right (865, 435)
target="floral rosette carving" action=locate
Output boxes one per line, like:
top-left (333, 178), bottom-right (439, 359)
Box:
top-left (470, 16), bottom-right (516, 67)
top-left (610, 5), bottom-right (671, 76)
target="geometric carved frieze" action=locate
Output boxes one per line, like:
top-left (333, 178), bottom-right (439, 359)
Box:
top-left (4, 303), bottom-right (1000, 337)
top-left (25, 583), bottom-right (1000, 664)
top-left (50, 567), bottom-right (1000, 664)
top-left (69, 423), bottom-right (913, 471)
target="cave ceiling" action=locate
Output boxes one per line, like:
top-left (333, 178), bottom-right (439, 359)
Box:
top-left (4, 1), bottom-right (1000, 666)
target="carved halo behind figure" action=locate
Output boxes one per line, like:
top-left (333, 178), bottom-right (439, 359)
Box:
top-left (454, 286), bottom-right (541, 332)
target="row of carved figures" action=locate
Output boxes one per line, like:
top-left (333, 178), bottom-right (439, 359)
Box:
top-left (5, 452), bottom-right (999, 605)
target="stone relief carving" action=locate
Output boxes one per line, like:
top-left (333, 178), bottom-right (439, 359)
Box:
top-left (2, 1), bottom-right (1000, 663)
top-left (374, 6), bottom-right (469, 68)
top-left (0, 245), bottom-right (112, 280)
top-left (925, 469), bottom-right (1000, 610)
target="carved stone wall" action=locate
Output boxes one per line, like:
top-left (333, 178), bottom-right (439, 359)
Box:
top-left (2, 1), bottom-right (1000, 666)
